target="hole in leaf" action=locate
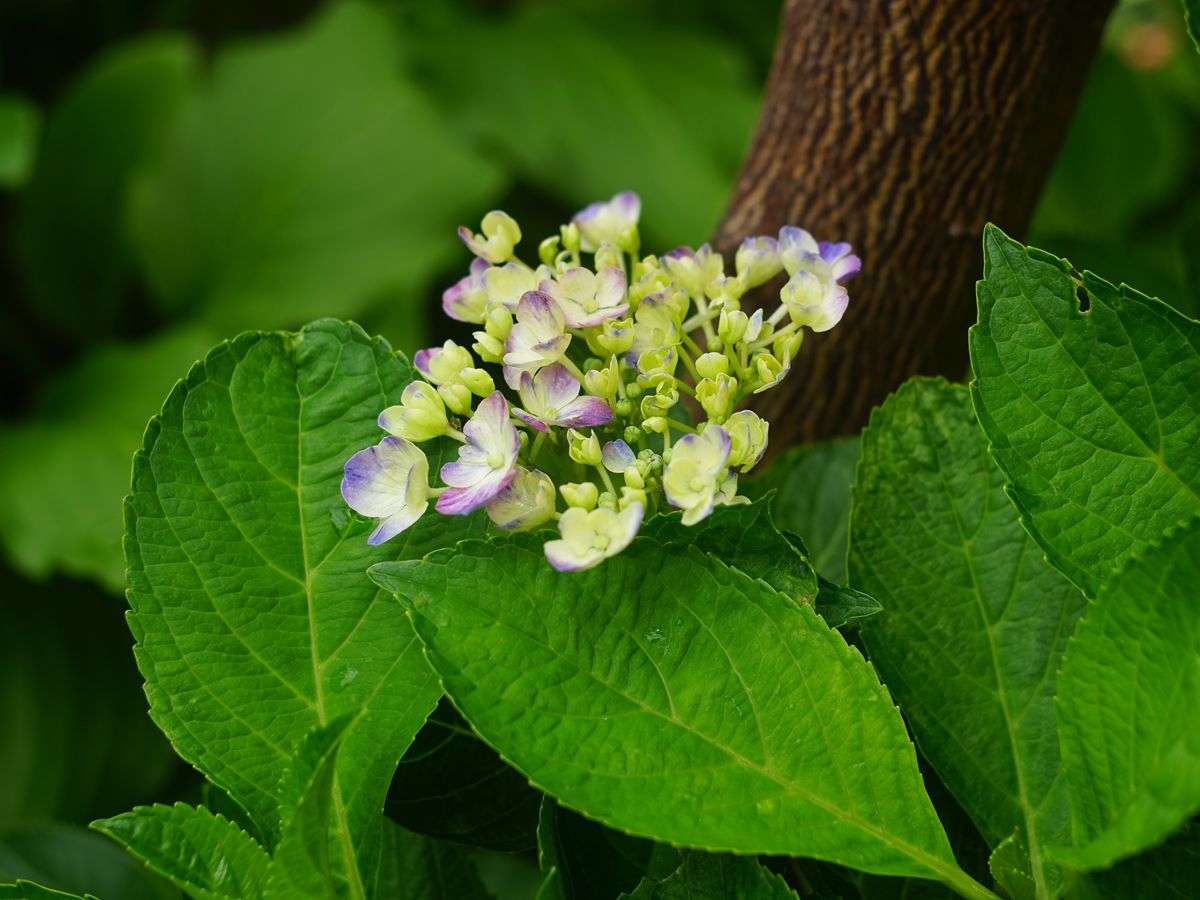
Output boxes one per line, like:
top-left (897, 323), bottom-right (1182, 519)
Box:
top-left (1075, 283), bottom-right (1091, 314)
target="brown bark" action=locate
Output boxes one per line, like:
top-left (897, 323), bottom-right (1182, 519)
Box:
top-left (718, 0), bottom-right (1114, 445)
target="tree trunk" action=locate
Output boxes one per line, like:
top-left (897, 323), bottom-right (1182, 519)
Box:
top-left (718, 0), bottom-right (1115, 445)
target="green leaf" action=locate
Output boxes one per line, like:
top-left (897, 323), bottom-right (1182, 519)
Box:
top-left (1051, 517), bottom-right (1200, 870)
top-left (969, 225), bottom-right (1200, 596)
top-left (0, 96), bottom-right (38, 187)
top-left (0, 825), bottom-right (175, 900)
top-left (638, 498), bottom-right (818, 606)
top-left (0, 326), bottom-right (218, 591)
top-left (126, 320), bottom-right (484, 889)
top-left (1071, 825), bottom-right (1200, 899)
top-left (262, 721), bottom-right (347, 900)
top-left (407, 4), bottom-right (757, 247)
top-left (373, 823), bottom-right (496, 900)
top-left (91, 803), bottom-right (269, 900)
top-left (537, 799), bottom-right (680, 900)
top-left (849, 379), bottom-right (1086, 897)
top-left (16, 35), bottom-right (196, 337)
top-left (370, 542), bottom-right (985, 894)
top-left (0, 566), bottom-right (176, 828)
top-left (129, 2), bottom-right (503, 334)
top-left (387, 698), bottom-right (541, 852)
top-left (619, 852), bottom-right (794, 899)
top-left (744, 436), bottom-right (862, 584)
top-left (0, 884), bottom-right (93, 900)
top-left (989, 832), bottom-right (1035, 900)
top-left (1185, 0), bottom-right (1199, 56)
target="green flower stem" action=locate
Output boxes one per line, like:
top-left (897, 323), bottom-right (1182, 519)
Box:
top-left (594, 463), bottom-right (616, 495)
top-left (447, 427), bottom-right (467, 443)
top-left (665, 418), bottom-right (695, 434)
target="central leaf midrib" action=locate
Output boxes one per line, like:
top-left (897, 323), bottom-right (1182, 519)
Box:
top-left (294, 349), bottom-right (366, 900)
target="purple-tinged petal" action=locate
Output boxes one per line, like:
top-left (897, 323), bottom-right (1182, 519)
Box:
top-left (611, 191), bottom-right (641, 221)
top-left (602, 438), bottom-right (635, 473)
top-left (544, 542), bottom-right (601, 572)
top-left (462, 391), bottom-right (509, 445)
top-left (413, 348), bottom-right (434, 381)
top-left (436, 468), bottom-right (516, 515)
top-left (832, 254), bottom-right (862, 284)
top-left (557, 397), bottom-right (613, 428)
top-left (818, 241), bottom-right (852, 264)
top-left (663, 245), bottom-right (695, 261)
top-left (368, 503), bottom-right (426, 545)
top-left (513, 408), bottom-right (551, 433)
top-left (536, 364), bottom-right (582, 407)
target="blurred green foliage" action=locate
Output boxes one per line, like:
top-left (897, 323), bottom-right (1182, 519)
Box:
top-left (0, 0), bottom-right (1198, 895)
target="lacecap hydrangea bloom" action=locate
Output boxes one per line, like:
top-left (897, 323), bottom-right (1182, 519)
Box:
top-left (342, 192), bottom-right (860, 571)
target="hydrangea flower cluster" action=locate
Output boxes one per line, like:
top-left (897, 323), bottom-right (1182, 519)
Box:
top-left (342, 192), bottom-right (860, 572)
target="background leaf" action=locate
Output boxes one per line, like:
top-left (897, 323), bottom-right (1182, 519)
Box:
top-left (744, 436), bottom-right (861, 584)
top-left (0, 96), bottom-right (38, 188)
top-left (125, 320), bottom-right (484, 891)
top-left (92, 803), bottom-right (269, 900)
top-left (969, 226), bottom-right (1200, 595)
top-left (373, 823), bottom-right (496, 900)
top-left (0, 826), bottom-right (175, 900)
top-left (15, 35), bottom-right (196, 338)
top-left (371, 540), bottom-right (974, 890)
top-left (387, 698), bottom-right (541, 853)
top-left (619, 851), bottom-right (795, 899)
top-left (849, 379), bottom-right (1086, 897)
top-left (0, 326), bottom-right (218, 590)
top-left (1052, 516), bottom-right (1200, 871)
top-left (129, 2), bottom-right (504, 335)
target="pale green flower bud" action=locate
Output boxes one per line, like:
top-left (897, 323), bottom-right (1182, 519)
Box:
top-left (485, 305), bottom-right (513, 340)
top-left (378, 381), bottom-right (449, 442)
top-left (642, 416), bottom-right (669, 434)
top-left (597, 491), bottom-right (618, 511)
top-left (614, 398), bottom-right (634, 417)
top-left (460, 367), bottom-right (496, 397)
top-left (595, 317), bottom-right (634, 355)
top-left (623, 425), bottom-right (643, 445)
top-left (438, 382), bottom-right (473, 416)
top-left (696, 373), bottom-right (738, 424)
top-left (695, 352), bottom-right (730, 379)
top-left (567, 428), bottom-right (602, 466)
top-left (619, 485), bottom-right (647, 511)
top-left (539, 235), bottom-right (561, 266)
top-left (486, 467), bottom-right (556, 532)
top-left (561, 481), bottom-right (599, 510)
top-left (560, 222), bottom-right (581, 254)
top-left (750, 351), bottom-right (789, 395)
top-left (459, 210), bottom-right (521, 264)
top-left (625, 382), bottom-right (644, 400)
top-left (724, 410), bottom-right (770, 473)
top-left (583, 356), bottom-right (620, 399)
top-left (718, 309), bottom-right (749, 345)
top-left (637, 347), bottom-right (678, 380)
top-left (624, 466), bottom-right (645, 490)
top-left (735, 235), bottom-right (783, 289)
top-left (594, 243), bottom-right (624, 272)
top-left (472, 331), bottom-right (505, 364)
top-left (774, 329), bottom-right (803, 361)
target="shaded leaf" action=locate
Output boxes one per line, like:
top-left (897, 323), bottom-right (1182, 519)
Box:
top-left (387, 698), bottom-right (541, 853)
top-left (849, 379), bottom-right (1085, 896)
top-left (0, 826), bottom-right (175, 900)
top-left (0, 96), bottom-right (38, 187)
top-left (373, 823), bottom-right (495, 900)
top-left (619, 851), bottom-right (794, 899)
top-left (1052, 517), bottom-right (1200, 870)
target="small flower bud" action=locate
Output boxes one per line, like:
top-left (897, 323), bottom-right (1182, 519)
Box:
top-left (486, 467), bottom-right (556, 532)
top-left (567, 428), bottom-right (602, 466)
top-left (438, 382), bottom-right (473, 416)
top-left (624, 466), bottom-right (645, 490)
top-left (696, 373), bottom-right (738, 424)
top-left (774, 330), bottom-right (803, 361)
top-left (378, 381), bottom-right (449, 442)
top-left (596, 491), bottom-right (618, 511)
top-left (583, 356), bottom-right (620, 399)
top-left (539, 235), bottom-right (561, 266)
top-left (458, 210), bottom-right (521, 264)
top-left (624, 425), bottom-right (643, 445)
top-left (625, 382), bottom-right (644, 400)
top-left (472, 331), bottom-right (505, 364)
top-left (642, 416), bottom-right (669, 434)
top-left (735, 235), bottom-right (783, 289)
top-left (594, 243), bottom-right (624, 272)
top-left (460, 367), bottom-right (496, 397)
top-left (619, 485), bottom-right (647, 510)
top-left (614, 398), bottom-right (633, 417)
top-left (718, 309), bottom-right (749, 345)
top-left (725, 410), bottom-right (770, 473)
top-left (561, 481), bottom-right (599, 510)
top-left (595, 317), bottom-right (634, 355)
top-left (695, 352), bottom-right (730, 379)
top-left (560, 222), bottom-right (581, 254)
top-left (485, 305), bottom-right (513, 340)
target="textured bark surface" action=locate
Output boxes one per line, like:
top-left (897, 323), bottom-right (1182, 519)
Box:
top-left (718, 0), bottom-right (1115, 445)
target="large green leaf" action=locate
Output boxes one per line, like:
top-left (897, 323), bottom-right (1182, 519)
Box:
top-left (125, 320), bottom-right (483, 890)
top-left (387, 698), bottom-right (541, 853)
top-left (129, 1), bottom-right (503, 334)
top-left (0, 826), bottom-right (175, 900)
top-left (1071, 825), bottom-right (1200, 899)
top-left (619, 852), bottom-right (794, 899)
top-left (370, 541), bottom-right (993, 896)
top-left (92, 803), bottom-right (269, 900)
top-left (406, 4), bottom-right (757, 247)
top-left (849, 379), bottom-right (1086, 898)
top-left (969, 226), bottom-right (1200, 596)
top-left (0, 326), bottom-right (218, 591)
top-left (744, 436), bottom-right (861, 584)
top-left (1052, 517), bottom-right (1200, 871)
top-left (16, 35), bottom-right (196, 337)
top-left (0, 567), bottom-right (176, 829)
top-left (1186, 0), bottom-right (1199, 56)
